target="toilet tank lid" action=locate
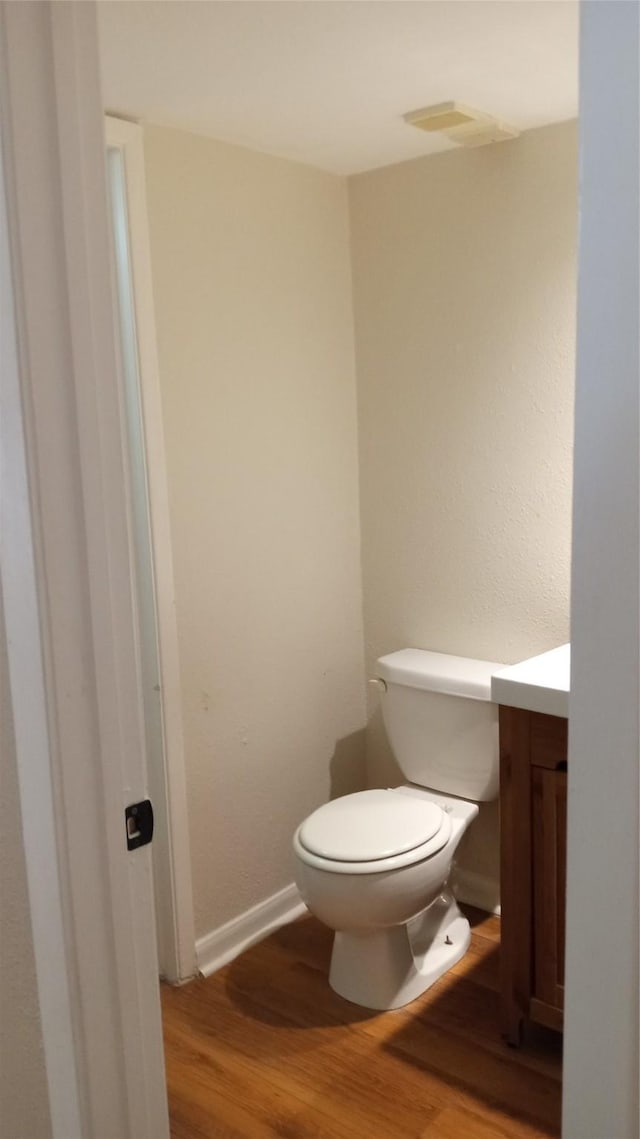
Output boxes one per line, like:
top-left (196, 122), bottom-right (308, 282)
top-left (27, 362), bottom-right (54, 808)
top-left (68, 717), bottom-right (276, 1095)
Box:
top-left (376, 649), bottom-right (505, 701)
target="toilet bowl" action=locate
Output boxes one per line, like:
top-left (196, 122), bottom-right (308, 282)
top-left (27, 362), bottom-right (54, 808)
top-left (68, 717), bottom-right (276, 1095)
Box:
top-left (292, 649), bottom-right (503, 1011)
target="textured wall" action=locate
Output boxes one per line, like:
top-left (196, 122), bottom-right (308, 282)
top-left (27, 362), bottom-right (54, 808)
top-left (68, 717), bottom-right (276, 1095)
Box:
top-left (143, 126), bottom-right (366, 938)
top-left (350, 121), bottom-right (577, 892)
top-left (0, 589), bottom-right (52, 1139)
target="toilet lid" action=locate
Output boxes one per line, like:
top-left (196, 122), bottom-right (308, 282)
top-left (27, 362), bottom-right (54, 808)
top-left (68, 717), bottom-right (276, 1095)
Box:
top-left (298, 789), bottom-right (446, 863)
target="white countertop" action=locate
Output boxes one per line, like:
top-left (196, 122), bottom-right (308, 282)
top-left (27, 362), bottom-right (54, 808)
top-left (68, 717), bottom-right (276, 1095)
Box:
top-left (491, 644), bottom-right (570, 718)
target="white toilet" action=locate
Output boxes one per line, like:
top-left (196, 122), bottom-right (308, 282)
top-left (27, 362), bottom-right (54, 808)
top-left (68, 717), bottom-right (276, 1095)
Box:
top-left (292, 648), bottom-right (503, 1011)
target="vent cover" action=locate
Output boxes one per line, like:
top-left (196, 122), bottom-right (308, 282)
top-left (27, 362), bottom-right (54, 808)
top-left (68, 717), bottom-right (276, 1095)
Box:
top-left (403, 101), bottom-right (519, 148)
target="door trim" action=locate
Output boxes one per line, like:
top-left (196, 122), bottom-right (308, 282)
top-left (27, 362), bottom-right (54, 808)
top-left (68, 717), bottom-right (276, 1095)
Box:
top-left (0, 26), bottom-right (84, 1139)
top-left (0, 3), bottom-right (169, 1135)
top-left (106, 114), bottom-right (196, 984)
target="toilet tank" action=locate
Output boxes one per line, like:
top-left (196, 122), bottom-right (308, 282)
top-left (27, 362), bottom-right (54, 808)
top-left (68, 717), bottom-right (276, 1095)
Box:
top-left (376, 649), bottom-right (504, 802)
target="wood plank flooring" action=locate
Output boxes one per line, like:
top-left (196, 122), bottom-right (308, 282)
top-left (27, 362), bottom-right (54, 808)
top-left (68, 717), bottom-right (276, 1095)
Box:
top-left (161, 907), bottom-right (562, 1139)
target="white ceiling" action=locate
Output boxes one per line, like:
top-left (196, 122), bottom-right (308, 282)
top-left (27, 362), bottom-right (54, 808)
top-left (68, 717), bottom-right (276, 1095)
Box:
top-left (97, 0), bottom-right (578, 177)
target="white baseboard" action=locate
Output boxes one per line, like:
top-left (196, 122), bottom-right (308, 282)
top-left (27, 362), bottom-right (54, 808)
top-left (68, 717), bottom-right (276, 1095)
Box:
top-left (453, 868), bottom-right (501, 916)
top-left (196, 882), bottom-right (307, 978)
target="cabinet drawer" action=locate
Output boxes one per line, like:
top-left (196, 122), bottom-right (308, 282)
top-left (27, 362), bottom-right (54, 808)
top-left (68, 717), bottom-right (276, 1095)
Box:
top-left (530, 713), bottom-right (568, 769)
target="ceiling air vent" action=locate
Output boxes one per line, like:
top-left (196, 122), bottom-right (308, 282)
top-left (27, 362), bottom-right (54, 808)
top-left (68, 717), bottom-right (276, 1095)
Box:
top-left (403, 101), bottom-right (519, 148)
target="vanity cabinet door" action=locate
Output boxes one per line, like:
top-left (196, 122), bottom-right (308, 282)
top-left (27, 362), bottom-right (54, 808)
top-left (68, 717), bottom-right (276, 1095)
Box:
top-left (531, 765), bottom-right (567, 1025)
top-left (499, 705), bottom-right (568, 1043)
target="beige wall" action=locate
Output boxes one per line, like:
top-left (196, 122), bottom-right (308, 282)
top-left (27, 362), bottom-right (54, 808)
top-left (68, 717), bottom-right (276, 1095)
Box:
top-left (350, 121), bottom-right (577, 891)
top-left (143, 119), bottom-right (576, 931)
top-left (143, 126), bottom-right (366, 937)
top-left (0, 589), bottom-right (52, 1139)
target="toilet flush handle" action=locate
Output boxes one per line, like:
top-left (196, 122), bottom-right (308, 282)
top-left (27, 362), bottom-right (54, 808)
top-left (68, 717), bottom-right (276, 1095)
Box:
top-left (368, 677), bottom-right (387, 693)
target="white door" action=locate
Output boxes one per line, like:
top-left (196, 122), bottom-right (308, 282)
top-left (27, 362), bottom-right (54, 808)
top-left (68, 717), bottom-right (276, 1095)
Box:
top-left (105, 115), bottom-right (196, 985)
top-left (0, 3), bottom-right (170, 1136)
top-left (563, 2), bottom-right (640, 1135)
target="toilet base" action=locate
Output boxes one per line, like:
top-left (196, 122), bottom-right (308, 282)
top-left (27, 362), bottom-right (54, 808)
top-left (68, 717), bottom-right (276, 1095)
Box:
top-left (328, 890), bottom-right (470, 1011)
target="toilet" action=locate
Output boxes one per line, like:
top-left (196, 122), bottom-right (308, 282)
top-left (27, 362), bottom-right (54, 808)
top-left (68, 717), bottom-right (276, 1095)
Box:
top-left (292, 648), bottom-right (504, 1011)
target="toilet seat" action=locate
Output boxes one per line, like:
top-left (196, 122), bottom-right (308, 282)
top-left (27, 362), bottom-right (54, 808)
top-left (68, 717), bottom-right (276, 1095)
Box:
top-left (294, 789), bottom-right (451, 875)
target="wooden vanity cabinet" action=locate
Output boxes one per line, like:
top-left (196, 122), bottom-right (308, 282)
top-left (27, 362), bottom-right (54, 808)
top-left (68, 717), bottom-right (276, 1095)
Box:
top-left (499, 705), bottom-right (568, 1045)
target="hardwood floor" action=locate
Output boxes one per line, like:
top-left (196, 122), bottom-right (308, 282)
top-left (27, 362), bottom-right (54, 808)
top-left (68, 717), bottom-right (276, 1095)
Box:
top-left (161, 907), bottom-right (562, 1139)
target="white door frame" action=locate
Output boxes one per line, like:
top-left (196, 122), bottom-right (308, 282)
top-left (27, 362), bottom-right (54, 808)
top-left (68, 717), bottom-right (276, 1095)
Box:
top-left (0, 36), bottom-right (83, 1139)
top-left (0, 3), bottom-right (169, 1136)
top-left (105, 114), bottom-right (196, 984)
